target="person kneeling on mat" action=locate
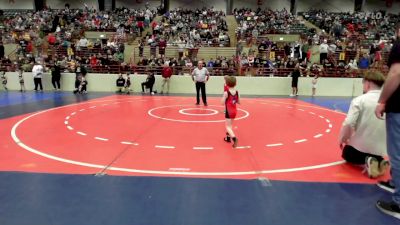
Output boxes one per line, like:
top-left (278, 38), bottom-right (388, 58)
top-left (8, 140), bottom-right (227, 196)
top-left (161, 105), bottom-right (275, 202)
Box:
top-left (141, 72), bottom-right (156, 95)
top-left (73, 75), bottom-right (88, 94)
top-left (339, 71), bottom-right (388, 178)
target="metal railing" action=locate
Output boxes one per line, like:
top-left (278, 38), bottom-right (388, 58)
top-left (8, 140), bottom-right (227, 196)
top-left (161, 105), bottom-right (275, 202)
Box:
top-left (0, 62), bottom-right (389, 78)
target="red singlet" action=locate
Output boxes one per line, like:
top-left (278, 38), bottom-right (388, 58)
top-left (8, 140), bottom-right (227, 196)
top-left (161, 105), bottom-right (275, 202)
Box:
top-left (225, 90), bottom-right (239, 119)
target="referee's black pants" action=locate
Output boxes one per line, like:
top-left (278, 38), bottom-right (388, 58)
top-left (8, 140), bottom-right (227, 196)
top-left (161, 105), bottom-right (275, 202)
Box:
top-left (34, 78), bottom-right (43, 91)
top-left (195, 82), bottom-right (207, 105)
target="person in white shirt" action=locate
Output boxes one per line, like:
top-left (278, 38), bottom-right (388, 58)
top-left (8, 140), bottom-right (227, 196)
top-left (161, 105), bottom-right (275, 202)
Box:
top-left (32, 61), bottom-right (44, 91)
top-left (347, 59), bottom-right (358, 70)
top-left (191, 61), bottom-right (210, 106)
top-left (177, 38), bottom-right (185, 59)
top-left (319, 39), bottom-right (329, 64)
top-left (339, 71), bottom-right (388, 178)
top-left (78, 37), bottom-right (88, 48)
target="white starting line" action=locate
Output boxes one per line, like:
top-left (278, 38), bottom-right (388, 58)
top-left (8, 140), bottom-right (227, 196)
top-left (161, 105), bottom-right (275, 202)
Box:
top-left (77, 131), bottom-right (87, 136)
top-left (235, 146), bottom-right (251, 149)
top-left (266, 143), bottom-right (283, 147)
top-left (193, 147), bottom-right (214, 150)
top-left (95, 137), bottom-right (109, 141)
top-left (294, 139), bottom-right (307, 143)
top-left (155, 145), bottom-right (176, 149)
top-left (121, 141), bottom-right (139, 146)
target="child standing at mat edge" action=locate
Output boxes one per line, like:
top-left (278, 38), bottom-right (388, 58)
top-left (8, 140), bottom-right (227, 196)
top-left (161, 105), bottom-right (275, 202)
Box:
top-left (311, 74), bottom-right (318, 96)
top-left (222, 76), bottom-right (240, 148)
top-left (18, 69), bottom-right (26, 92)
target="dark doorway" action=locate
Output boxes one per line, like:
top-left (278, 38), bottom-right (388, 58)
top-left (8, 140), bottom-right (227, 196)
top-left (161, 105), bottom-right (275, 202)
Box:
top-left (34, 0), bottom-right (45, 11)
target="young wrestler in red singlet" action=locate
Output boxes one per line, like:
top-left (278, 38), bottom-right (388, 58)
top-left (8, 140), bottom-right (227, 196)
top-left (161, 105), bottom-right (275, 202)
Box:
top-left (222, 76), bottom-right (239, 148)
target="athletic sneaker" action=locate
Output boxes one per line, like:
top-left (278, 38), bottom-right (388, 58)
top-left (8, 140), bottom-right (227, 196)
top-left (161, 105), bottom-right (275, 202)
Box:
top-left (365, 156), bottom-right (380, 178)
top-left (232, 137), bottom-right (238, 148)
top-left (224, 133), bottom-right (231, 143)
top-left (378, 160), bottom-right (390, 177)
top-left (377, 180), bottom-right (395, 193)
top-left (376, 200), bottom-right (400, 219)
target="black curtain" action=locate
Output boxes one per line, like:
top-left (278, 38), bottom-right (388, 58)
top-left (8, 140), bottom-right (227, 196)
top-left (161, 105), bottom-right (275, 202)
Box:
top-left (159, 0), bottom-right (169, 14)
top-left (290, 0), bottom-right (297, 15)
top-left (354, 0), bottom-right (364, 11)
top-left (98, 0), bottom-right (105, 11)
top-left (34, 0), bottom-right (45, 11)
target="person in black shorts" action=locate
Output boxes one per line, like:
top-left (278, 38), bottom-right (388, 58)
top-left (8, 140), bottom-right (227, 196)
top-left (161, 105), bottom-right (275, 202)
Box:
top-left (290, 63), bottom-right (301, 96)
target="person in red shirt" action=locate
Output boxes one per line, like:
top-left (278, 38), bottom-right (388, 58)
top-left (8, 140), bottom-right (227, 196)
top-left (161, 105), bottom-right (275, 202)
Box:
top-left (160, 64), bottom-right (173, 94)
top-left (158, 38), bottom-right (166, 57)
top-left (221, 76), bottom-right (240, 148)
top-left (151, 21), bottom-right (157, 34)
top-left (26, 41), bottom-right (33, 53)
top-left (48, 33), bottom-right (56, 45)
top-left (90, 55), bottom-right (98, 71)
top-left (137, 21), bottom-right (144, 36)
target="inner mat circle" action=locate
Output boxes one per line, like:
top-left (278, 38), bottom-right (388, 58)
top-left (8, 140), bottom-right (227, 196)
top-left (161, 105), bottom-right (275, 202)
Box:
top-left (178, 108), bottom-right (219, 116)
top-left (148, 104), bottom-right (250, 123)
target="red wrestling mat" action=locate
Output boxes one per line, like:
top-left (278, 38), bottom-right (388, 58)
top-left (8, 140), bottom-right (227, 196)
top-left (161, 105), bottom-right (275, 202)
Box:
top-left (0, 95), bottom-right (390, 183)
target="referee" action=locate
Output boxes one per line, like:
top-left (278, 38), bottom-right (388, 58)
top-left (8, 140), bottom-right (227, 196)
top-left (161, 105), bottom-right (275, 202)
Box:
top-left (192, 61), bottom-right (210, 106)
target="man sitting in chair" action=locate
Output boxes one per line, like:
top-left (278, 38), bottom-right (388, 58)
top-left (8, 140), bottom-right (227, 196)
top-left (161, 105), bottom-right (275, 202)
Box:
top-left (116, 73), bottom-right (126, 93)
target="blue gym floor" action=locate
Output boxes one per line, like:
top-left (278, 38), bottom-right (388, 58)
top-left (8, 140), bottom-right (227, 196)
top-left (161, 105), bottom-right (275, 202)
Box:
top-left (0, 91), bottom-right (396, 225)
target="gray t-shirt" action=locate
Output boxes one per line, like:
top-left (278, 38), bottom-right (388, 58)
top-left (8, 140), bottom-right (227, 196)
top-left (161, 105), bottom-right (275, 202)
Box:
top-left (192, 67), bottom-right (209, 82)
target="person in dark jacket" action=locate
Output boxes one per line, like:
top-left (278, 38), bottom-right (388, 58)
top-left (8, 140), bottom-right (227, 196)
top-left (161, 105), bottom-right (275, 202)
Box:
top-left (290, 63), bottom-right (301, 96)
top-left (51, 61), bottom-right (62, 90)
top-left (141, 72), bottom-right (155, 94)
top-left (0, 42), bottom-right (4, 59)
top-left (116, 73), bottom-right (126, 93)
